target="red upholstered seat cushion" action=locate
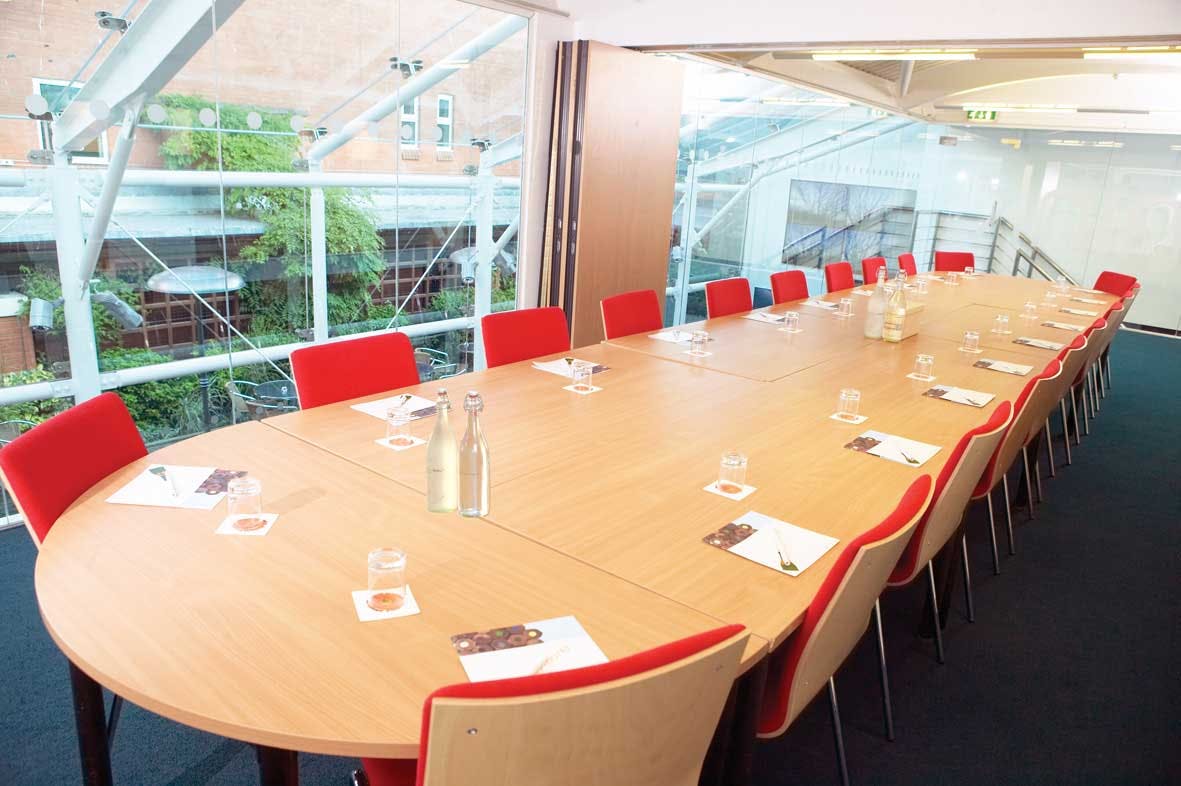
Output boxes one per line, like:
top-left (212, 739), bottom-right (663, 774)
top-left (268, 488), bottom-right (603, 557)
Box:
top-left (933, 251), bottom-right (975, 272)
top-left (290, 332), bottom-right (419, 409)
top-left (770, 270), bottom-right (809, 304)
top-left (601, 289), bottom-right (663, 340)
top-left (0, 392), bottom-right (146, 545)
top-left (1094, 271), bottom-right (1137, 298)
top-left (705, 277), bottom-right (753, 318)
top-left (362, 624), bottom-right (746, 786)
top-left (861, 257), bottom-right (887, 286)
top-left (481, 307), bottom-right (570, 368)
top-left (757, 476), bottom-right (932, 736)
top-left (897, 253), bottom-right (917, 277)
top-left (890, 402), bottom-right (1012, 584)
top-left (824, 262), bottom-right (855, 293)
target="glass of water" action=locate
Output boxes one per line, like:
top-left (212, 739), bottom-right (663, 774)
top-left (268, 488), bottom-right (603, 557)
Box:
top-left (915, 277), bottom-right (929, 295)
top-left (837, 388), bottom-right (861, 421)
top-left (914, 354), bottom-right (935, 381)
top-left (876, 268), bottom-right (887, 286)
top-left (717, 450), bottom-right (748, 494)
top-left (837, 298), bottom-right (854, 319)
top-left (781, 311), bottom-right (800, 333)
top-left (992, 314), bottom-right (1011, 334)
top-left (367, 547), bottom-right (407, 612)
top-left (1054, 276), bottom-right (1069, 293)
top-left (964, 266), bottom-right (975, 277)
top-left (961, 330), bottom-right (981, 353)
top-left (690, 330), bottom-right (710, 355)
top-left (385, 404), bottom-right (414, 447)
top-left (1022, 302), bottom-right (1038, 321)
top-left (946, 271), bottom-right (960, 285)
top-left (571, 361), bottom-right (595, 392)
top-left (227, 476), bottom-right (265, 532)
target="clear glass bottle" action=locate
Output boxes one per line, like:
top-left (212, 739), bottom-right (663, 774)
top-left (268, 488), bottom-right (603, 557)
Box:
top-left (459, 390), bottom-right (490, 517)
top-left (865, 278), bottom-right (887, 339)
top-left (426, 389), bottom-right (458, 513)
top-left (882, 282), bottom-right (908, 343)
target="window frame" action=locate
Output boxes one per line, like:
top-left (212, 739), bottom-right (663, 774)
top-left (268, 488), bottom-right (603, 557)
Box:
top-left (400, 96), bottom-right (420, 149)
top-left (436, 93), bottom-right (454, 150)
top-left (30, 77), bottom-right (110, 162)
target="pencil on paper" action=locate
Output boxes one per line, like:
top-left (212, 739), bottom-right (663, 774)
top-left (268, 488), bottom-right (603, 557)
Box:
top-left (531, 644), bottom-right (571, 675)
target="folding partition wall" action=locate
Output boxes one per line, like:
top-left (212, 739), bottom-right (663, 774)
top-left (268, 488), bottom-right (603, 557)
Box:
top-left (541, 41), bottom-right (683, 347)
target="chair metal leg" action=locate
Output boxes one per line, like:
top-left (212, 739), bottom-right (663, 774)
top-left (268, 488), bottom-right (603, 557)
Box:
top-left (1092, 366), bottom-right (1102, 412)
top-left (1044, 419), bottom-right (1056, 478)
top-left (827, 677), bottom-right (851, 786)
top-left (105, 695), bottom-right (123, 748)
top-left (1105, 352), bottom-right (1113, 390)
top-left (960, 535), bottom-right (975, 623)
top-left (985, 492), bottom-right (1000, 575)
top-left (1060, 400), bottom-right (1073, 465)
top-left (1022, 446), bottom-right (1036, 520)
top-left (1098, 359), bottom-right (1108, 399)
top-left (926, 561), bottom-right (945, 664)
top-left (872, 600), bottom-right (895, 742)
top-left (1070, 387), bottom-right (1082, 446)
top-left (1002, 475), bottom-right (1016, 554)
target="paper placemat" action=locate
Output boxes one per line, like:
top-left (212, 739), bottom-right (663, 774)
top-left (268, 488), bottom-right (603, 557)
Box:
top-left (563, 384), bottom-right (602, 395)
top-left (352, 586), bottom-right (421, 622)
top-left (351, 393), bottom-right (437, 422)
top-left (1013, 336), bottom-right (1064, 351)
top-left (906, 372), bottom-right (935, 382)
top-left (1071, 296), bottom-right (1103, 305)
top-left (107, 466), bottom-right (246, 510)
top-left (974, 358), bottom-right (1033, 376)
top-left (649, 329), bottom-right (709, 344)
top-left (743, 312), bottom-right (786, 324)
top-left (216, 513), bottom-right (279, 537)
top-left (532, 358), bottom-right (609, 378)
top-left (852, 288), bottom-right (874, 297)
top-left (829, 412), bottom-right (868, 425)
top-left (845, 430), bottom-right (941, 467)
top-left (1072, 287), bottom-right (1105, 295)
top-left (703, 481), bottom-right (757, 501)
top-left (375, 435), bottom-right (426, 452)
top-left (803, 299), bottom-right (838, 310)
top-left (702, 511), bottom-right (839, 577)
top-left (1060, 307), bottom-right (1098, 317)
top-left (451, 616), bottom-right (607, 682)
top-left (1041, 320), bottom-right (1085, 332)
top-left (684, 350), bottom-right (713, 357)
top-left (923, 385), bottom-right (996, 408)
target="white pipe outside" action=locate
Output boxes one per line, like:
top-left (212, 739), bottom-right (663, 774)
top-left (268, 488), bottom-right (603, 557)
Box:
top-left (118, 169), bottom-right (517, 190)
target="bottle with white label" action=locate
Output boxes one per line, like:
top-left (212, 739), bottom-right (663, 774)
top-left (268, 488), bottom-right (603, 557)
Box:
top-left (458, 390), bottom-right (490, 517)
top-left (882, 283), bottom-right (908, 343)
top-left (426, 389), bottom-right (458, 513)
top-left (864, 279), bottom-right (887, 339)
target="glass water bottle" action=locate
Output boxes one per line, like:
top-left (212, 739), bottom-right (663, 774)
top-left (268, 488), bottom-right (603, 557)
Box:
top-left (459, 390), bottom-right (490, 517)
top-left (426, 389), bottom-right (458, 513)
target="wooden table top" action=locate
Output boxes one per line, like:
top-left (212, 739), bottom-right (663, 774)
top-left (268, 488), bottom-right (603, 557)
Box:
top-left (36, 271), bottom-right (1111, 759)
top-left (36, 422), bottom-right (766, 757)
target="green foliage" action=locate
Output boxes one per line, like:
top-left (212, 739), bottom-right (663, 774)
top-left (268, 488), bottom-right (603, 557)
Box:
top-left (16, 265), bottom-right (141, 347)
top-left (100, 349), bottom-right (203, 440)
top-left (428, 269), bottom-right (518, 317)
top-left (0, 367), bottom-right (68, 425)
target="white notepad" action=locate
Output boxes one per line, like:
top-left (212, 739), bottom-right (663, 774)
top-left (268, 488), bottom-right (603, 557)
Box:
top-left (712, 511), bottom-right (839, 577)
top-left (847, 430), bottom-right (941, 467)
top-left (1014, 337), bottom-right (1064, 351)
top-left (743, 311), bottom-right (786, 324)
top-left (532, 358), bottom-right (607, 378)
top-left (974, 358), bottom-right (1033, 376)
top-left (107, 465), bottom-right (234, 510)
top-left (452, 616), bottom-right (608, 683)
top-left (351, 393), bottom-right (436, 421)
top-left (802, 299), bottom-right (838, 310)
top-left (923, 385), bottom-right (996, 408)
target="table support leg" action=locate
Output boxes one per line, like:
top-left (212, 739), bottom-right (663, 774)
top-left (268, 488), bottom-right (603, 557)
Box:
top-left (69, 661), bottom-right (113, 786)
top-left (255, 745), bottom-right (299, 786)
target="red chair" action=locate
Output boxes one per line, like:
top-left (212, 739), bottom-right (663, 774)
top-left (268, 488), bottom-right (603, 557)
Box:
top-left (897, 253), bottom-right (917, 277)
top-left (704, 277), bottom-right (753, 318)
top-left (0, 392), bottom-right (146, 547)
top-left (1093, 270), bottom-right (1137, 298)
top-left (600, 289), bottom-right (662, 340)
top-left (757, 476), bottom-right (932, 784)
top-left (481, 307), bottom-right (570, 368)
top-left (861, 256), bottom-right (887, 286)
top-left (358, 625), bottom-right (748, 786)
top-left (823, 261), bottom-right (855, 293)
top-left (933, 251), bottom-right (975, 273)
top-left (291, 332), bottom-right (420, 409)
top-left (769, 270), bottom-right (809, 304)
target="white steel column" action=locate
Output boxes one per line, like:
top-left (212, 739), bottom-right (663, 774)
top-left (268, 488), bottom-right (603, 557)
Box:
top-left (50, 153), bottom-right (102, 402)
top-left (473, 172), bottom-right (495, 371)
top-left (308, 161), bottom-right (329, 342)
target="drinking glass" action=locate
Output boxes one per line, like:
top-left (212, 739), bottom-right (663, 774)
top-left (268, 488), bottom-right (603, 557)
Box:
top-left (837, 298), bottom-right (854, 319)
top-left (717, 450), bottom-right (748, 494)
top-left (1054, 276), bottom-right (1069, 292)
top-left (837, 388), bottom-right (861, 421)
top-left (367, 547), bottom-right (407, 611)
top-left (1021, 301), bottom-right (1038, 321)
top-left (992, 314), bottom-right (1011, 335)
top-left (946, 271), bottom-right (960, 285)
top-left (964, 266), bottom-right (975, 277)
top-left (897, 270), bottom-right (908, 286)
top-left (914, 354), bottom-right (935, 381)
top-left (915, 277), bottom-right (929, 295)
top-left (961, 330), bottom-right (981, 353)
top-left (1045, 287), bottom-right (1059, 301)
top-left (571, 361), bottom-right (595, 392)
top-left (227, 476), bottom-right (265, 532)
top-left (781, 311), bottom-right (800, 332)
top-left (689, 330), bottom-right (710, 355)
top-left (876, 268), bottom-right (887, 286)
top-left (385, 405), bottom-right (414, 447)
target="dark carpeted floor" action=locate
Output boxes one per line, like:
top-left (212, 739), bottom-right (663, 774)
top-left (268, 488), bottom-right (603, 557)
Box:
top-left (1, 330), bottom-right (1177, 785)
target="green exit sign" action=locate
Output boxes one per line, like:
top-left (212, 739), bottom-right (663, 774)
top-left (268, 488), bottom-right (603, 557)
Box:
top-left (966, 110), bottom-right (998, 121)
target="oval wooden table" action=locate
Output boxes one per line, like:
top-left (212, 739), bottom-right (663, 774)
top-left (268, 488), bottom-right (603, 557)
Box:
top-left (36, 421), bottom-right (766, 786)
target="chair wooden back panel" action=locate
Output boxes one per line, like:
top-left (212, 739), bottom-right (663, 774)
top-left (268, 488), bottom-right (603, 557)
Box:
top-left (1052, 334), bottom-right (1092, 405)
top-left (420, 631), bottom-right (747, 786)
top-left (988, 360), bottom-right (1063, 490)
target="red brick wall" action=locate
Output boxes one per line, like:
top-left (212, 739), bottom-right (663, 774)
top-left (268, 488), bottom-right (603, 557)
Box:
top-left (0, 315), bottom-right (36, 374)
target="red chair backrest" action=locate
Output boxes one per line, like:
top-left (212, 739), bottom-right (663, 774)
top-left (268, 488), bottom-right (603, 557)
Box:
top-left (897, 253), bottom-right (917, 277)
top-left (823, 261), bottom-right (855, 293)
top-left (1094, 270), bottom-right (1137, 298)
top-left (769, 270), bottom-right (809, 304)
top-left (600, 289), bottom-right (663, 340)
top-left (291, 332), bottom-right (420, 409)
top-left (861, 256), bottom-right (887, 286)
top-left (0, 392), bottom-right (147, 546)
top-left (481, 307), bottom-right (570, 368)
top-left (757, 475), bottom-right (933, 737)
top-left (705, 277), bottom-right (753, 318)
top-left (362, 625), bottom-right (748, 786)
top-left (973, 359), bottom-right (1063, 498)
top-left (934, 251), bottom-right (975, 273)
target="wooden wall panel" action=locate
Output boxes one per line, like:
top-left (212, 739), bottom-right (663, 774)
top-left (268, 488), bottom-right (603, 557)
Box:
top-left (567, 43), bottom-right (683, 348)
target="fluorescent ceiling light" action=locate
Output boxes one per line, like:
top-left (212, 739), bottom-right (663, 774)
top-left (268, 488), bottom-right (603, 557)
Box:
top-left (962, 103), bottom-right (1077, 114)
top-left (812, 49), bottom-right (976, 61)
top-left (1048, 139), bottom-right (1084, 146)
top-left (1083, 49), bottom-right (1181, 62)
top-left (761, 97), bottom-right (848, 106)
